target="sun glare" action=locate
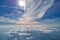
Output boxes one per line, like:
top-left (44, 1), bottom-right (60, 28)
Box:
top-left (19, 0), bottom-right (26, 7)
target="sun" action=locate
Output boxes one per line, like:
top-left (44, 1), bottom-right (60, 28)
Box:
top-left (19, 0), bottom-right (26, 7)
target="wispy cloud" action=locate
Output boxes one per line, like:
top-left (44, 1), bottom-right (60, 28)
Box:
top-left (0, 16), bottom-right (16, 23)
top-left (44, 18), bottom-right (60, 22)
top-left (1, 24), bottom-right (59, 34)
top-left (0, 0), bottom-right (54, 24)
top-left (0, 5), bottom-right (24, 23)
top-left (18, 0), bottom-right (54, 22)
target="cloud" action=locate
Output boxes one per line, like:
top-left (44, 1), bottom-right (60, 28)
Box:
top-left (0, 5), bottom-right (24, 23)
top-left (26, 37), bottom-right (34, 40)
top-left (1, 24), bottom-right (59, 34)
top-left (0, 0), bottom-right (54, 23)
top-left (42, 18), bottom-right (60, 23)
top-left (0, 4), bottom-right (24, 20)
top-left (18, 33), bottom-right (31, 35)
top-left (18, 0), bottom-right (54, 22)
top-left (0, 16), bottom-right (16, 23)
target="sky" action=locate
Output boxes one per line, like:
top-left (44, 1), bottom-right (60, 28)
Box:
top-left (0, 0), bottom-right (60, 26)
top-left (0, 1), bottom-right (60, 40)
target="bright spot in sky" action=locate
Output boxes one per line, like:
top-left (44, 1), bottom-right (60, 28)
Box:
top-left (19, 0), bottom-right (26, 7)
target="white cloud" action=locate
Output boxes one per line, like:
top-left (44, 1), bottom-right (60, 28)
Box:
top-left (18, 0), bottom-right (54, 22)
top-left (1, 24), bottom-right (59, 34)
top-left (18, 33), bottom-right (31, 35)
top-left (0, 16), bottom-right (16, 23)
top-left (1, 5), bottom-right (19, 9)
top-left (26, 37), bottom-right (34, 40)
top-left (44, 18), bottom-right (60, 22)
top-left (0, 5), bottom-right (22, 23)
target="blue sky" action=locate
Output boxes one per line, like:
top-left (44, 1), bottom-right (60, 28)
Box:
top-left (0, 0), bottom-right (60, 25)
top-left (37, 0), bottom-right (60, 24)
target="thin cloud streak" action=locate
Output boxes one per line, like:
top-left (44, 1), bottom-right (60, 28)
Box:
top-left (18, 0), bottom-right (54, 22)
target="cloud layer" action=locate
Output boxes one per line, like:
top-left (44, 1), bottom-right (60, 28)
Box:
top-left (18, 0), bottom-right (54, 22)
